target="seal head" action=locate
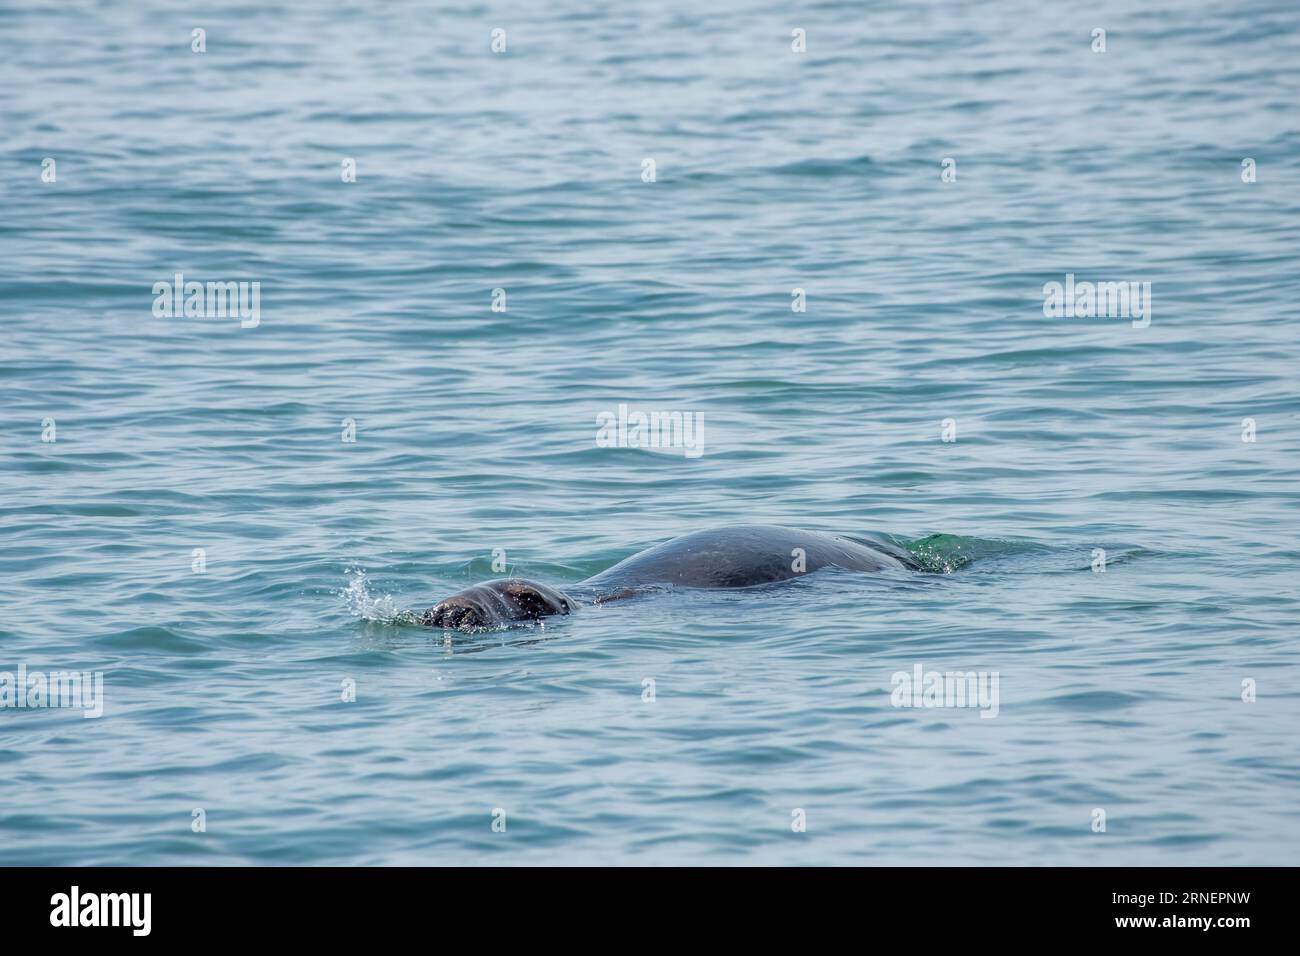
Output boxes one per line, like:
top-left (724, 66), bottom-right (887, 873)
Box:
top-left (420, 579), bottom-right (574, 630)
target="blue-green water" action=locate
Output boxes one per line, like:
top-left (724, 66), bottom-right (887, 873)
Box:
top-left (2, 0), bottom-right (1299, 865)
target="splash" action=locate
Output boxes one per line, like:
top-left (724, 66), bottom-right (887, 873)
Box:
top-left (903, 534), bottom-right (981, 574)
top-left (902, 533), bottom-right (1059, 574)
top-left (341, 568), bottom-right (419, 625)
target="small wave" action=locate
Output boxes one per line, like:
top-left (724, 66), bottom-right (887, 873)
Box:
top-left (770, 154), bottom-right (878, 178)
top-left (904, 534), bottom-right (983, 573)
top-left (903, 534), bottom-right (1056, 573)
top-left (90, 626), bottom-right (206, 653)
top-left (341, 569), bottom-right (418, 625)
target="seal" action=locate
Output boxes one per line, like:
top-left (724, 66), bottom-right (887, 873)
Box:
top-left (420, 525), bottom-right (919, 630)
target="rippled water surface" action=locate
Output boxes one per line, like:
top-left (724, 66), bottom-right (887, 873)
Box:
top-left (2, 0), bottom-right (1299, 864)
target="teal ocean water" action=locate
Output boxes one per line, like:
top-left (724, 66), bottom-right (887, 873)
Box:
top-left (2, 1), bottom-right (1299, 865)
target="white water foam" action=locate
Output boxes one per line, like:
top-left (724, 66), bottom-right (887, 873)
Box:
top-left (341, 569), bottom-right (418, 625)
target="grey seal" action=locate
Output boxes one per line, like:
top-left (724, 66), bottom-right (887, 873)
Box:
top-left (420, 525), bottom-right (919, 630)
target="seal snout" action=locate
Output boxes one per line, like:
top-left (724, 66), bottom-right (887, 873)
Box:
top-left (420, 596), bottom-right (487, 630)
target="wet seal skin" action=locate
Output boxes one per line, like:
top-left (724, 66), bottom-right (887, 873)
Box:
top-left (422, 525), bottom-right (920, 630)
top-left (419, 579), bottom-right (574, 629)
